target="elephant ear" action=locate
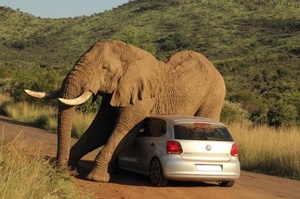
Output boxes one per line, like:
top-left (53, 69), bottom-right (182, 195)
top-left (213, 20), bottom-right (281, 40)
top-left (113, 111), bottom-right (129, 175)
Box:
top-left (110, 50), bottom-right (162, 107)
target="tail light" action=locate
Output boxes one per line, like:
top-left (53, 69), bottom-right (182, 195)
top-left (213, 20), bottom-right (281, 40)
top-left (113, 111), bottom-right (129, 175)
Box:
top-left (166, 141), bottom-right (183, 154)
top-left (230, 143), bottom-right (239, 156)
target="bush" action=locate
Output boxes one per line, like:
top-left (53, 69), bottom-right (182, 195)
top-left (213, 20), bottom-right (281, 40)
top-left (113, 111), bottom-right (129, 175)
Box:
top-left (160, 33), bottom-right (189, 51)
top-left (10, 68), bottom-right (63, 105)
top-left (11, 40), bottom-right (27, 50)
top-left (0, 66), bottom-right (12, 79)
top-left (265, 81), bottom-right (300, 127)
top-left (76, 96), bottom-right (101, 113)
top-left (221, 101), bottom-right (250, 124)
top-left (267, 102), bottom-right (298, 127)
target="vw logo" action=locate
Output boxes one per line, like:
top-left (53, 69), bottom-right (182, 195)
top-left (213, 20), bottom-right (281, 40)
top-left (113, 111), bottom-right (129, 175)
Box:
top-left (205, 144), bottom-right (212, 151)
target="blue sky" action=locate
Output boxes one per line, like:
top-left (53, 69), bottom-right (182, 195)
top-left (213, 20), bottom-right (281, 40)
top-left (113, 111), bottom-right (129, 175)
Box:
top-left (0, 0), bottom-right (129, 18)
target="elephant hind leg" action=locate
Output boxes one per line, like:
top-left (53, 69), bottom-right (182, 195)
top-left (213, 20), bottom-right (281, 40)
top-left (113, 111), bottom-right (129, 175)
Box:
top-left (195, 97), bottom-right (224, 121)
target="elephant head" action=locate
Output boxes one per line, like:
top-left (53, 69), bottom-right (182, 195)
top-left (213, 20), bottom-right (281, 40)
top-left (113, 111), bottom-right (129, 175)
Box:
top-left (25, 40), bottom-right (162, 169)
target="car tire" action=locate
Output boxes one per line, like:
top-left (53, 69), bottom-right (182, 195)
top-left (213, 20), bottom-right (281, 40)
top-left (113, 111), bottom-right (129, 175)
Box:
top-left (149, 158), bottom-right (168, 187)
top-left (219, 180), bottom-right (235, 187)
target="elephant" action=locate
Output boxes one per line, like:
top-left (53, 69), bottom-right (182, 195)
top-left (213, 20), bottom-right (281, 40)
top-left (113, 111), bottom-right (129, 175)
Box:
top-left (25, 39), bottom-right (226, 182)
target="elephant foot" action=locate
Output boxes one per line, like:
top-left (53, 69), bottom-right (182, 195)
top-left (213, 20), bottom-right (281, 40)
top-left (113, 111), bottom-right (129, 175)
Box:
top-left (86, 166), bottom-right (110, 182)
top-left (48, 157), bottom-right (76, 175)
top-left (68, 158), bottom-right (80, 176)
top-left (68, 165), bottom-right (79, 176)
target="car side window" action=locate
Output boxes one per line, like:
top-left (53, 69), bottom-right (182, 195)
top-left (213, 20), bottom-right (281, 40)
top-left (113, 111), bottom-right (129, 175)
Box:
top-left (139, 118), bottom-right (166, 137)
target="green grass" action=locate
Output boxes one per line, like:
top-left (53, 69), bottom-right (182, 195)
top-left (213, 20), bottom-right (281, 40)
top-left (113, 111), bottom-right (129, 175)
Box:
top-left (1, 0), bottom-right (300, 126)
top-left (0, 133), bottom-right (85, 199)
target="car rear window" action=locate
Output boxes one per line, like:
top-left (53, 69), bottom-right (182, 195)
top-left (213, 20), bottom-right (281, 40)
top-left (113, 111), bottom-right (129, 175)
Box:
top-left (174, 122), bottom-right (233, 141)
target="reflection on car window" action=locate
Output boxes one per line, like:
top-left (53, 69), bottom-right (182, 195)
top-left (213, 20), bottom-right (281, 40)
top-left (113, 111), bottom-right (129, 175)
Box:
top-left (174, 123), bottom-right (233, 141)
top-left (139, 118), bottom-right (166, 137)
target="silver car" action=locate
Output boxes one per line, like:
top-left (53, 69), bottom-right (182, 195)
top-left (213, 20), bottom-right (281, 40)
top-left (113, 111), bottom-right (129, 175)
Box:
top-left (118, 115), bottom-right (240, 187)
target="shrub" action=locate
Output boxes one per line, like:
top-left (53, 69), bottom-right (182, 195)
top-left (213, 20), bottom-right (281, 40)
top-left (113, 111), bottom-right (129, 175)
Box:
top-left (267, 102), bottom-right (298, 127)
top-left (76, 96), bottom-right (101, 113)
top-left (0, 66), bottom-right (12, 79)
top-left (221, 100), bottom-right (250, 124)
top-left (11, 40), bottom-right (27, 50)
top-left (159, 33), bottom-right (189, 51)
top-left (10, 68), bottom-right (63, 105)
top-left (161, 39), bottom-right (177, 51)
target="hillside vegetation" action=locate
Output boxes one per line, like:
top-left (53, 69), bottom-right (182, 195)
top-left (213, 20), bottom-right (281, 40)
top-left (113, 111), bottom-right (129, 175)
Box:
top-left (0, 0), bottom-right (300, 126)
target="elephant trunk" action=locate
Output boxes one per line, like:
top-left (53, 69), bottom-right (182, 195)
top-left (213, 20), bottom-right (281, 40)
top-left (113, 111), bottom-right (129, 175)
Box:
top-left (57, 103), bottom-right (75, 168)
top-left (55, 52), bottom-right (100, 168)
top-left (56, 70), bottom-right (88, 168)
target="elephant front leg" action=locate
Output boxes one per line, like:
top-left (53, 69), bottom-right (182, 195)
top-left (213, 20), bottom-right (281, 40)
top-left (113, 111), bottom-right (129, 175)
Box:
top-left (69, 105), bottom-right (115, 177)
top-left (68, 130), bottom-right (104, 175)
top-left (86, 99), bottom-right (153, 182)
top-left (86, 150), bottom-right (110, 182)
top-left (85, 129), bottom-right (126, 182)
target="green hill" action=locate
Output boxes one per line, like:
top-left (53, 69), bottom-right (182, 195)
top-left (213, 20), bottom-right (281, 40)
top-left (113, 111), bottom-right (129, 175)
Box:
top-left (1, 0), bottom-right (300, 126)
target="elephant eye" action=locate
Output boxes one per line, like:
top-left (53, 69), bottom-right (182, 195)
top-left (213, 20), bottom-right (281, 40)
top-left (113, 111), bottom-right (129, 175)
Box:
top-left (102, 64), bottom-right (110, 71)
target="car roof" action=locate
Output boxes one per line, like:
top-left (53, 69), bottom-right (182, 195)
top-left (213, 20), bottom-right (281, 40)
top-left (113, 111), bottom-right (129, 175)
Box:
top-left (146, 115), bottom-right (225, 125)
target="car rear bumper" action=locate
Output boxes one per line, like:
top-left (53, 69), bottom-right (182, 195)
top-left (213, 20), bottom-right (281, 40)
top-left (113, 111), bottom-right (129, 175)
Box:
top-left (160, 155), bottom-right (240, 182)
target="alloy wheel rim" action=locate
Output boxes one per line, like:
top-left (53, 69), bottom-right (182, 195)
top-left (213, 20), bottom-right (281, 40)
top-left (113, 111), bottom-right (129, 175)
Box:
top-left (150, 160), bottom-right (160, 184)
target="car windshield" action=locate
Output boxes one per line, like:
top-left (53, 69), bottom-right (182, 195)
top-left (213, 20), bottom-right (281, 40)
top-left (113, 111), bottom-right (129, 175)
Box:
top-left (174, 122), bottom-right (233, 141)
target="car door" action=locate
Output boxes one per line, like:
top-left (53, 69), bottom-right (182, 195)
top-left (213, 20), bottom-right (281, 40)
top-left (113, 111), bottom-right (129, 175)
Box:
top-left (118, 118), bottom-right (167, 175)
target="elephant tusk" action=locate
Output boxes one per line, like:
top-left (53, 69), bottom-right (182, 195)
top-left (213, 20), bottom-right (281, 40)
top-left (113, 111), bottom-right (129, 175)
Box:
top-left (58, 91), bottom-right (93, 106)
top-left (24, 89), bottom-right (60, 99)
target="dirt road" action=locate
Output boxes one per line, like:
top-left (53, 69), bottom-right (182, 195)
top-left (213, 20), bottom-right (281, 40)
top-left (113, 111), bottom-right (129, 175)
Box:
top-left (1, 115), bottom-right (300, 199)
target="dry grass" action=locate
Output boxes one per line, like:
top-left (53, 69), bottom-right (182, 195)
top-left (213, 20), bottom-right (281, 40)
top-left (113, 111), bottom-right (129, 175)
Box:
top-left (0, 95), bottom-right (95, 138)
top-left (5, 101), bottom-right (95, 137)
top-left (228, 122), bottom-right (300, 179)
top-left (5, 101), bottom-right (57, 131)
top-left (0, 133), bottom-right (83, 199)
top-left (72, 111), bottom-right (95, 138)
top-left (1, 94), bottom-right (299, 180)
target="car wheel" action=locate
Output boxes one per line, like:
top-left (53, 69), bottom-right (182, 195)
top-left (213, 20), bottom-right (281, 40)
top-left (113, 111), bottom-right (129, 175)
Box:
top-left (219, 180), bottom-right (235, 187)
top-left (149, 158), bottom-right (168, 187)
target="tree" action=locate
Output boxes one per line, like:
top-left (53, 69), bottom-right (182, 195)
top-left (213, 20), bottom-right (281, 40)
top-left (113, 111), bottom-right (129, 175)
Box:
top-left (267, 102), bottom-right (297, 127)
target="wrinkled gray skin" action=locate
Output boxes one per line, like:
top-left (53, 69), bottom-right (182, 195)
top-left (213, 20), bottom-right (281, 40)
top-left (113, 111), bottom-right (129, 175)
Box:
top-left (26, 40), bottom-right (226, 182)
